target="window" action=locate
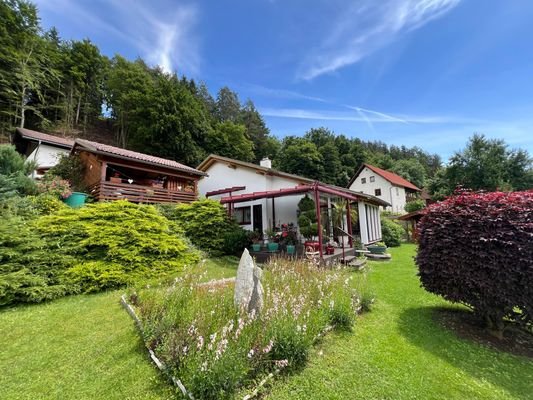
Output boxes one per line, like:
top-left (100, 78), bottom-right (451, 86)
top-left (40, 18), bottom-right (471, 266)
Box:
top-left (395, 187), bottom-right (399, 196)
top-left (369, 176), bottom-right (375, 182)
top-left (375, 188), bottom-right (381, 196)
top-left (361, 178), bottom-right (366, 184)
top-left (234, 206), bottom-right (251, 225)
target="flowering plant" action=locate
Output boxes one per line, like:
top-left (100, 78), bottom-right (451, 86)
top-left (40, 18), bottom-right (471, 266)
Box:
top-left (130, 258), bottom-right (365, 399)
top-left (37, 175), bottom-right (72, 199)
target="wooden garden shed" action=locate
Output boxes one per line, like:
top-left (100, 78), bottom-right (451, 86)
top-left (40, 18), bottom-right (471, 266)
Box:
top-left (72, 139), bottom-right (206, 204)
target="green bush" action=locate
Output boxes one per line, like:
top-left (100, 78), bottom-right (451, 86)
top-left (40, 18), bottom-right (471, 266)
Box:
top-left (405, 199), bottom-right (426, 213)
top-left (0, 201), bottom-right (200, 305)
top-left (381, 217), bottom-right (403, 247)
top-left (222, 225), bottom-right (252, 256)
top-left (47, 154), bottom-right (87, 192)
top-left (164, 198), bottom-right (235, 256)
top-left (0, 145), bottom-right (36, 201)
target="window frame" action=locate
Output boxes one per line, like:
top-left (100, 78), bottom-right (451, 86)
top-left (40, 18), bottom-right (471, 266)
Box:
top-left (361, 177), bottom-right (366, 184)
top-left (234, 206), bottom-right (252, 225)
top-left (374, 188), bottom-right (382, 196)
top-left (369, 176), bottom-right (375, 183)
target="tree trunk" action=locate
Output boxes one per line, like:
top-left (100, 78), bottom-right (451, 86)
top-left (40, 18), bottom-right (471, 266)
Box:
top-left (19, 84), bottom-right (26, 128)
top-left (75, 95), bottom-right (81, 126)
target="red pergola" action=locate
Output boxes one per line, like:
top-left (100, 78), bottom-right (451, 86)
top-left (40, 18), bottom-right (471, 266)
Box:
top-left (220, 181), bottom-right (387, 258)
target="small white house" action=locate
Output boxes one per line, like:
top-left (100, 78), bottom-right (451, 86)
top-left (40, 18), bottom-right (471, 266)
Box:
top-left (347, 163), bottom-right (421, 214)
top-left (13, 128), bottom-right (74, 178)
top-left (197, 155), bottom-right (389, 247)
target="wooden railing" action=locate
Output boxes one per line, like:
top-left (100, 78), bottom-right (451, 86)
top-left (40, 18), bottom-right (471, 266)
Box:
top-left (89, 181), bottom-right (197, 204)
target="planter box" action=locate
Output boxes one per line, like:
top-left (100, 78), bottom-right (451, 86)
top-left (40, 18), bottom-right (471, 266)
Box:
top-left (251, 243), bottom-right (261, 252)
top-left (286, 245), bottom-right (296, 255)
top-left (267, 242), bottom-right (279, 253)
top-left (63, 192), bottom-right (88, 208)
top-left (367, 245), bottom-right (387, 255)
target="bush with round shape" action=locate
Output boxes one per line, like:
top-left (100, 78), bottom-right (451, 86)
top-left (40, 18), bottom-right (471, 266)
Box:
top-left (404, 199), bottom-right (426, 213)
top-left (381, 217), bottom-right (403, 247)
top-left (416, 190), bottom-right (533, 337)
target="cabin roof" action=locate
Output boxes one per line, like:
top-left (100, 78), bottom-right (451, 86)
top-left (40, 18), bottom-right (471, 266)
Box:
top-left (74, 139), bottom-right (206, 176)
top-left (16, 128), bottom-right (75, 149)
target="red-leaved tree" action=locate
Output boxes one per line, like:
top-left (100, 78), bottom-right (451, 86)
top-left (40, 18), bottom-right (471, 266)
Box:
top-left (416, 190), bottom-right (533, 337)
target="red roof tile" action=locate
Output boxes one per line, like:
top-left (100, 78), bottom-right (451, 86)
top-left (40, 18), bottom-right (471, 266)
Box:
top-left (16, 128), bottom-right (74, 148)
top-left (362, 163), bottom-right (421, 191)
top-left (74, 139), bottom-right (205, 176)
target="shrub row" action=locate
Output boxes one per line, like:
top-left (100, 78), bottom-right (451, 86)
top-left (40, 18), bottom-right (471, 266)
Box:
top-left (416, 190), bottom-right (533, 333)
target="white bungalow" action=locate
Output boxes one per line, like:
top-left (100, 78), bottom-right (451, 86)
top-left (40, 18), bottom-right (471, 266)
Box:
top-left (197, 155), bottom-right (389, 261)
top-left (13, 128), bottom-right (74, 178)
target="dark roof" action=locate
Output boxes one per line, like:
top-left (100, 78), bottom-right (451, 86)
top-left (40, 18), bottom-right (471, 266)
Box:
top-left (348, 163), bottom-right (421, 191)
top-left (197, 154), bottom-right (313, 184)
top-left (198, 154), bottom-right (389, 207)
top-left (16, 128), bottom-right (74, 149)
top-left (74, 139), bottom-right (206, 176)
top-left (397, 209), bottom-right (426, 221)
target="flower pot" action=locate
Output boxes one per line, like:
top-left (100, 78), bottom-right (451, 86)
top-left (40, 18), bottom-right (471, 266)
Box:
top-left (63, 192), bottom-right (88, 208)
top-left (286, 244), bottom-right (296, 255)
top-left (367, 245), bottom-right (387, 254)
top-left (251, 243), bottom-right (261, 252)
top-left (267, 242), bottom-right (279, 252)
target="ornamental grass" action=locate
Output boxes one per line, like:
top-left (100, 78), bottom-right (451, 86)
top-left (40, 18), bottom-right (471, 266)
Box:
top-left (130, 258), bottom-right (364, 399)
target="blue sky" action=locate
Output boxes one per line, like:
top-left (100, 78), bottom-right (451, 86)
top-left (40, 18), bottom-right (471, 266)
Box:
top-left (34, 0), bottom-right (533, 160)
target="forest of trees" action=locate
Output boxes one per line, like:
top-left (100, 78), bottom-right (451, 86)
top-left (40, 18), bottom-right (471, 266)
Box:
top-left (1, 0), bottom-right (531, 197)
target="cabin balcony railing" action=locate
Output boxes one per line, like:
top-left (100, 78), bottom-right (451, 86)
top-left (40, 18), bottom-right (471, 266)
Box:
top-left (88, 180), bottom-right (196, 204)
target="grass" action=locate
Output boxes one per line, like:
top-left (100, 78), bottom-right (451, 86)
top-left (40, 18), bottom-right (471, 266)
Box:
top-left (266, 244), bottom-right (533, 400)
top-left (0, 257), bottom-right (238, 400)
top-left (1, 246), bottom-right (531, 399)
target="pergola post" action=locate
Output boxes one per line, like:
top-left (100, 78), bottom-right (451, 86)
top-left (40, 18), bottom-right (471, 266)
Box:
top-left (314, 184), bottom-right (323, 259)
top-left (346, 201), bottom-right (353, 248)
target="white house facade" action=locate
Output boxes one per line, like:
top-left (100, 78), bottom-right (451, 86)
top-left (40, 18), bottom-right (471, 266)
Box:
top-left (197, 155), bottom-right (388, 245)
top-left (348, 163), bottom-right (420, 214)
top-left (14, 128), bottom-right (74, 178)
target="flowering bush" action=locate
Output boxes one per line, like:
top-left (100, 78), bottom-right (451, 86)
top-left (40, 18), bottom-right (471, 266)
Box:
top-left (37, 175), bottom-right (72, 199)
top-left (131, 258), bottom-right (363, 399)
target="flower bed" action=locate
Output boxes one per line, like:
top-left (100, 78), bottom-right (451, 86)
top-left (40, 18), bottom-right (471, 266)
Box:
top-left (127, 259), bottom-right (363, 399)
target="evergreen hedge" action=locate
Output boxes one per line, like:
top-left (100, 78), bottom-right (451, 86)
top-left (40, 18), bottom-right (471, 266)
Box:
top-left (0, 201), bottom-right (200, 305)
top-left (416, 190), bottom-right (533, 334)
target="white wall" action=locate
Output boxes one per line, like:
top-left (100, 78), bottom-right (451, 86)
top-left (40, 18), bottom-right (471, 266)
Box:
top-left (27, 144), bottom-right (70, 178)
top-left (349, 166), bottom-right (407, 213)
top-left (198, 162), bottom-right (304, 234)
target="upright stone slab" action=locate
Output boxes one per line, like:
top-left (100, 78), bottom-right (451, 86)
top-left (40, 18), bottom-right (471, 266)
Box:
top-left (248, 265), bottom-right (264, 315)
top-left (234, 249), bottom-right (255, 310)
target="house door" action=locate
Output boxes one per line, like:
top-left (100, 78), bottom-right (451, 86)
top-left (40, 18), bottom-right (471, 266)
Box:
top-left (253, 204), bottom-right (263, 233)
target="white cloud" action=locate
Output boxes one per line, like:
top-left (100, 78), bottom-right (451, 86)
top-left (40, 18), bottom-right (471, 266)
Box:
top-left (260, 106), bottom-right (483, 124)
top-left (34, 0), bottom-right (200, 75)
top-left (298, 0), bottom-right (461, 80)
top-left (241, 83), bottom-right (328, 103)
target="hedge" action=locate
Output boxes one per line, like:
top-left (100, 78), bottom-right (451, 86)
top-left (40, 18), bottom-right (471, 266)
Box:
top-left (416, 190), bottom-right (533, 335)
top-left (0, 201), bottom-right (200, 305)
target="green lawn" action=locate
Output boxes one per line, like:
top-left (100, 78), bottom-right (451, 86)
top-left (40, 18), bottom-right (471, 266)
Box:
top-left (1, 246), bottom-right (531, 399)
top-left (266, 244), bottom-right (533, 400)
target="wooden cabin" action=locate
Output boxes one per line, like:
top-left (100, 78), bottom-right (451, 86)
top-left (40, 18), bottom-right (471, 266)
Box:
top-left (73, 139), bottom-right (206, 204)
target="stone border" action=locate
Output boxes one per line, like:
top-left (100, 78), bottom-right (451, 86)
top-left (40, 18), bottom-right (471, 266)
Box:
top-left (120, 294), bottom-right (195, 399)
